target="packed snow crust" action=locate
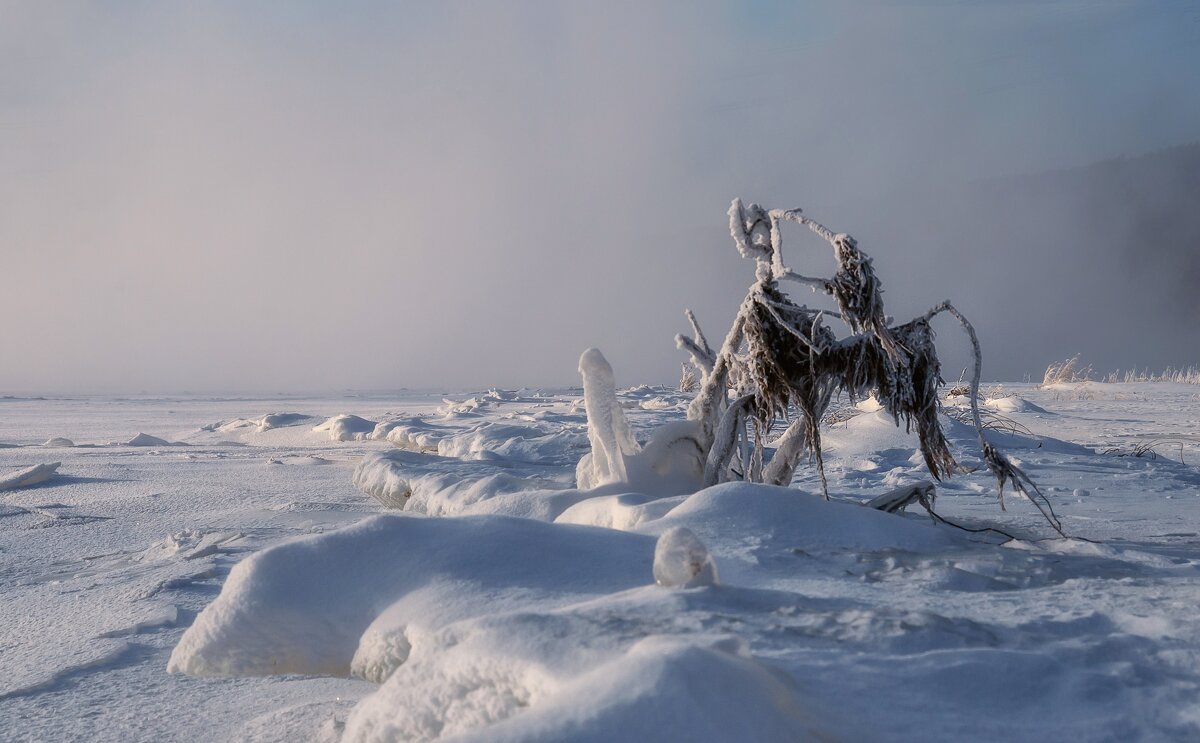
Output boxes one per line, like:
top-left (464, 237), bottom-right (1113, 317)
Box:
top-left (5, 384), bottom-right (1200, 741)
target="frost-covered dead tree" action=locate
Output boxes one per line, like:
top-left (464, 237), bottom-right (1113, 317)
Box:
top-left (670, 199), bottom-right (1062, 533)
top-left (577, 199), bottom-right (1063, 535)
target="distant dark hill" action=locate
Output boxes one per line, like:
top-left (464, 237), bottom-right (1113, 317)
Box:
top-left (831, 143), bottom-right (1200, 380)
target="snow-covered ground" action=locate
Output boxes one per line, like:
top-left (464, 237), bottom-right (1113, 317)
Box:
top-left (2, 382), bottom-right (1200, 741)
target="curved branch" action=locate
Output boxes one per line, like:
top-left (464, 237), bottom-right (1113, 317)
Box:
top-left (676, 335), bottom-right (714, 376)
top-left (925, 300), bottom-right (1066, 537)
top-left (772, 207), bottom-right (838, 244)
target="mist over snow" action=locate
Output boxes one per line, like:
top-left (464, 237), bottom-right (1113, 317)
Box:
top-left (2, 1), bottom-right (1199, 393)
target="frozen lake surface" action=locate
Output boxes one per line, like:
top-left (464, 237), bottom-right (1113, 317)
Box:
top-left (2, 383), bottom-right (1199, 741)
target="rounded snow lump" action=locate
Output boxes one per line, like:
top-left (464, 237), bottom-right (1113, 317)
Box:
top-left (43, 437), bottom-right (74, 447)
top-left (654, 526), bottom-right (719, 588)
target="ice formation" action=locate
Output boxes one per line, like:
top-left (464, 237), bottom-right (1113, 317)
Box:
top-left (314, 414), bottom-right (378, 442)
top-left (574, 349), bottom-right (704, 496)
top-left (0, 461), bottom-right (61, 491)
top-left (652, 526), bottom-right (718, 588)
top-left (576, 348), bottom-right (640, 488)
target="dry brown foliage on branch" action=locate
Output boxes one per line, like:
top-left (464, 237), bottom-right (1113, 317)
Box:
top-left (673, 199), bottom-right (1064, 535)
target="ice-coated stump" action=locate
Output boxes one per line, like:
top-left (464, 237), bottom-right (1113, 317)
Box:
top-left (577, 347), bottom-right (640, 489)
top-left (653, 527), bottom-right (719, 588)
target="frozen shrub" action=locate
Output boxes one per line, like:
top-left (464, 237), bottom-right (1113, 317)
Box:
top-left (679, 363), bottom-right (698, 394)
top-left (1042, 354), bottom-right (1092, 386)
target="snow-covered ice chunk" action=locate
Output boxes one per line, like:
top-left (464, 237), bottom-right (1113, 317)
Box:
top-left (378, 416), bottom-right (588, 466)
top-left (314, 414), bottom-right (378, 442)
top-left (126, 432), bottom-right (172, 446)
top-left (437, 396), bottom-right (491, 417)
top-left (352, 449), bottom-right (573, 514)
top-left (372, 418), bottom-right (444, 451)
top-left (138, 529), bottom-right (244, 562)
top-left (0, 461), bottom-right (60, 491)
top-left (353, 451), bottom-right (419, 508)
top-left (213, 412), bottom-right (316, 433)
top-left (435, 422), bottom-right (588, 465)
top-left (256, 412), bottom-right (314, 430)
top-left (639, 396), bottom-right (675, 410)
top-left (653, 527), bottom-right (718, 588)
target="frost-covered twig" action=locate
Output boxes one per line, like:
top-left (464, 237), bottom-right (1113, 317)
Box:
top-left (675, 309), bottom-right (716, 378)
top-left (686, 309), bottom-right (713, 360)
top-left (686, 301), bottom-right (751, 445)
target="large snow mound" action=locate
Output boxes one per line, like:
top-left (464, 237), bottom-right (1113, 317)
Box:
top-left (170, 496), bottom-right (848, 742)
top-left (343, 630), bottom-right (826, 743)
top-left (168, 513), bottom-right (654, 678)
top-left (170, 480), bottom-right (972, 738)
top-left (643, 481), bottom-right (962, 555)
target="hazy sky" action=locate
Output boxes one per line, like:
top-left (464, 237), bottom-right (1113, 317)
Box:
top-left (3, 1), bottom-right (1199, 393)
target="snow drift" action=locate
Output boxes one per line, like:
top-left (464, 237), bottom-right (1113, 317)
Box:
top-left (171, 480), bottom-right (969, 739)
top-left (168, 513), bottom-right (655, 678)
top-left (314, 414), bottom-right (378, 442)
